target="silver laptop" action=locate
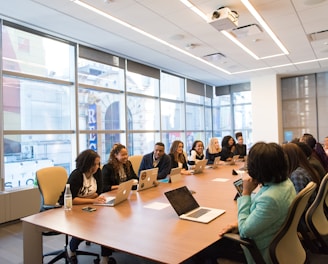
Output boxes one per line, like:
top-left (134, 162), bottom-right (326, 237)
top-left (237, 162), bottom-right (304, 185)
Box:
top-left (169, 167), bottom-right (182, 183)
top-left (137, 167), bottom-right (159, 192)
top-left (94, 179), bottom-right (133, 206)
top-left (211, 156), bottom-right (221, 169)
top-left (164, 186), bottom-right (225, 224)
top-left (226, 155), bottom-right (240, 165)
top-left (189, 159), bottom-right (208, 174)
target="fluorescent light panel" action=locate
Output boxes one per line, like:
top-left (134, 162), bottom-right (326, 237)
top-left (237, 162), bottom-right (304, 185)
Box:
top-left (73, 0), bottom-right (326, 76)
top-left (241, 0), bottom-right (289, 55)
top-left (72, 0), bottom-right (230, 74)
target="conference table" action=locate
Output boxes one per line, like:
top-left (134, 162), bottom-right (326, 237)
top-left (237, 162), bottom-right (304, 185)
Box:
top-left (22, 162), bottom-right (245, 264)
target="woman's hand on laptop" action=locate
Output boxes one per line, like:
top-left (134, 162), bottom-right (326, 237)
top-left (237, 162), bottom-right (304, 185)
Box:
top-left (94, 195), bottom-right (107, 204)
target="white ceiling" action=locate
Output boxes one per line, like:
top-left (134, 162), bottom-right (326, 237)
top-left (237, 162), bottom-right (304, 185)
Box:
top-left (1, 0), bottom-right (328, 86)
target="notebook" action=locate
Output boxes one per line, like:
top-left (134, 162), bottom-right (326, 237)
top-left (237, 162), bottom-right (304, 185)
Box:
top-left (137, 167), bottom-right (159, 192)
top-left (211, 156), bottom-right (221, 169)
top-left (94, 179), bottom-right (133, 206)
top-left (189, 159), bottom-right (208, 174)
top-left (169, 167), bottom-right (182, 183)
top-left (164, 186), bottom-right (225, 223)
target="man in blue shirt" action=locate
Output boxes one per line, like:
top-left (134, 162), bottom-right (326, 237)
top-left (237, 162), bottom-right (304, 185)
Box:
top-left (138, 142), bottom-right (171, 179)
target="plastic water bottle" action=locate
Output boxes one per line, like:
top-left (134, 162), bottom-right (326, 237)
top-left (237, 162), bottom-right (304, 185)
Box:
top-left (64, 184), bottom-right (72, 210)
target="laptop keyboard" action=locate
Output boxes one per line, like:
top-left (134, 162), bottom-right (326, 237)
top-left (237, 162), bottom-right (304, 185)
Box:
top-left (187, 208), bottom-right (210, 218)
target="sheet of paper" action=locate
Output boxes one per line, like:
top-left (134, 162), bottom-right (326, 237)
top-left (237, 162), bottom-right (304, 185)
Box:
top-left (144, 202), bottom-right (170, 210)
top-left (212, 178), bottom-right (230, 182)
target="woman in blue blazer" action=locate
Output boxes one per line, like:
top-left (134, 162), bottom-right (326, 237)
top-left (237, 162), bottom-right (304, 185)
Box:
top-left (188, 142), bottom-right (296, 264)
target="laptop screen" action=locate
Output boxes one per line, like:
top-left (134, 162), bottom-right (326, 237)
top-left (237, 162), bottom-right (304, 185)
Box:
top-left (164, 186), bottom-right (199, 216)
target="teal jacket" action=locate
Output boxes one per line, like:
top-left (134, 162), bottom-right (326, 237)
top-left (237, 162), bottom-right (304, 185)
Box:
top-left (237, 179), bottom-right (296, 264)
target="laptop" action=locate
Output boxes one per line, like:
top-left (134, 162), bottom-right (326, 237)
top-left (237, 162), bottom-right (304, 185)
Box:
top-left (137, 167), bottom-right (159, 192)
top-left (226, 155), bottom-right (240, 165)
top-left (164, 186), bottom-right (225, 223)
top-left (94, 179), bottom-right (134, 206)
top-left (169, 167), bottom-right (182, 183)
top-left (211, 156), bottom-right (221, 169)
top-left (189, 159), bottom-right (208, 174)
top-left (239, 155), bottom-right (248, 171)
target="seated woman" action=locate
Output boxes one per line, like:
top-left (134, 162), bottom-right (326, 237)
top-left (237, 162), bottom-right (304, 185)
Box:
top-left (169, 140), bottom-right (191, 175)
top-left (205, 137), bottom-right (221, 165)
top-left (220, 135), bottom-right (235, 161)
top-left (187, 142), bottom-right (296, 264)
top-left (295, 141), bottom-right (326, 181)
top-left (234, 132), bottom-right (247, 159)
top-left (102, 143), bottom-right (138, 192)
top-left (58, 149), bottom-right (115, 264)
top-left (188, 140), bottom-right (205, 166)
top-left (282, 142), bottom-right (321, 194)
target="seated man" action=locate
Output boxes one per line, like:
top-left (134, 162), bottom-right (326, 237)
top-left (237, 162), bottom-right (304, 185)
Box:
top-left (138, 142), bottom-right (171, 179)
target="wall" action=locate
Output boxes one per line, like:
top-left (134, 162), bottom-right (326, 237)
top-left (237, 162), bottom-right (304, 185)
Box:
top-left (251, 74), bottom-right (283, 144)
top-left (0, 187), bottom-right (40, 224)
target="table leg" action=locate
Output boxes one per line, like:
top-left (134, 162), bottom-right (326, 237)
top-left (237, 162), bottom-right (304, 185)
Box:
top-left (23, 221), bottom-right (43, 263)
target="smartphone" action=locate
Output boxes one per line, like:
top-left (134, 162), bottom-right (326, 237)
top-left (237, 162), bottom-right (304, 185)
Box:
top-left (233, 178), bottom-right (243, 197)
top-left (82, 206), bottom-right (97, 212)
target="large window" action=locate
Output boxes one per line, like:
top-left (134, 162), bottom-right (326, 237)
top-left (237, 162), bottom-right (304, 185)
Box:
top-left (2, 24), bottom-right (76, 190)
top-left (0, 22), bottom-right (253, 191)
top-left (213, 83), bottom-right (252, 148)
top-left (282, 72), bottom-right (328, 143)
top-left (160, 73), bottom-right (185, 153)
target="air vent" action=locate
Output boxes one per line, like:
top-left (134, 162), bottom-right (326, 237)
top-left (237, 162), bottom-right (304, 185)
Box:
top-left (232, 24), bottom-right (262, 38)
top-left (309, 29), bottom-right (328, 41)
top-left (203, 53), bottom-right (226, 62)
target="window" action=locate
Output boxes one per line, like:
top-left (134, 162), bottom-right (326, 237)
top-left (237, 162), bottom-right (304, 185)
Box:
top-left (2, 24), bottom-right (76, 190)
top-left (0, 22), bottom-right (253, 192)
top-left (213, 83), bottom-right (252, 148)
top-left (281, 73), bottom-right (328, 142)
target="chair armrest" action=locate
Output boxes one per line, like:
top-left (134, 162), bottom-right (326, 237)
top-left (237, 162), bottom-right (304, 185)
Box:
top-left (223, 233), bottom-right (266, 264)
top-left (42, 204), bottom-right (62, 211)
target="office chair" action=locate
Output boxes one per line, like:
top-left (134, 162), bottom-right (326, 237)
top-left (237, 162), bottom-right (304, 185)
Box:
top-left (128, 155), bottom-right (143, 175)
top-left (305, 173), bottom-right (328, 254)
top-left (36, 166), bottom-right (100, 264)
top-left (224, 182), bottom-right (328, 264)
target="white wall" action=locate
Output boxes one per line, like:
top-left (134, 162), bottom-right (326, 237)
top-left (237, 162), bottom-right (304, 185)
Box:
top-left (251, 74), bottom-right (283, 144)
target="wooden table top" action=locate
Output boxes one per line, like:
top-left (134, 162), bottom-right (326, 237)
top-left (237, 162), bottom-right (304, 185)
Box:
top-left (22, 162), bottom-right (244, 264)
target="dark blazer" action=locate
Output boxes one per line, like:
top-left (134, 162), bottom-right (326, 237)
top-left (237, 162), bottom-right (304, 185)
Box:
top-left (102, 160), bottom-right (138, 192)
top-left (205, 148), bottom-right (220, 164)
top-left (220, 146), bottom-right (234, 161)
top-left (234, 144), bottom-right (247, 158)
top-left (138, 152), bottom-right (171, 179)
top-left (169, 153), bottom-right (188, 170)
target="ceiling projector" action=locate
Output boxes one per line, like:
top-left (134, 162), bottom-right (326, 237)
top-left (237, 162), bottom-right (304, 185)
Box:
top-left (209, 7), bottom-right (239, 31)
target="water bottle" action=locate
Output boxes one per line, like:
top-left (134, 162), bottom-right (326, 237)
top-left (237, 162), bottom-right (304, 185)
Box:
top-left (64, 183), bottom-right (73, 210)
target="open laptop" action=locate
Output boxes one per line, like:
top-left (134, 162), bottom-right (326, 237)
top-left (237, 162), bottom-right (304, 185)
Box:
top-left (169, 167), bottom-right (182, 183)
top-left (189, 159), bottom-right (208, 174)
top-left (226, 155), bottom-right (240, 165)
top-left (164, 186), bottom-right (225, 223)
top-left (94, 179), bottom-right (134, 206)
top-left (211, 156), bottom-right (221, 169)
top-left (137, 167), bottom-right (159, 192)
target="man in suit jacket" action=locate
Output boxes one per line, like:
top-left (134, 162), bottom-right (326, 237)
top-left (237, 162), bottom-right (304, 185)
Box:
top-left (138, 142), bottom-right (171, 180)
